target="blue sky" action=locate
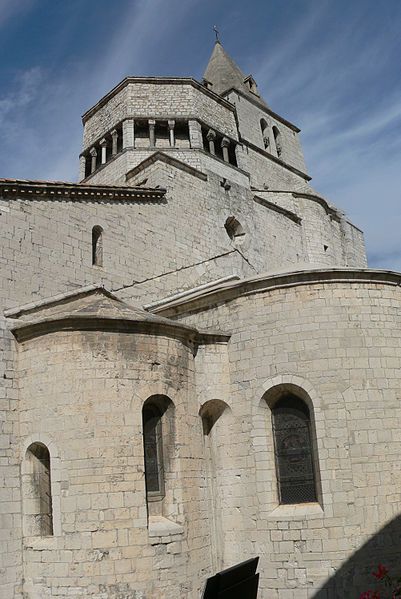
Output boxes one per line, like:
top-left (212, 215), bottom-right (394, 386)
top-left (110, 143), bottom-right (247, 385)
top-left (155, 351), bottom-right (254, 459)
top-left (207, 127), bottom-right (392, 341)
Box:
top-left (1, 0), bottom-right (400, 269)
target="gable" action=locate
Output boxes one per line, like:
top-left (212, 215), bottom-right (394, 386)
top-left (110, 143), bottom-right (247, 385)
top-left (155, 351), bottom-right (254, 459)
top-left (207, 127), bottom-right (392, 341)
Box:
top-left (125, 152), bottom-right (208, 186)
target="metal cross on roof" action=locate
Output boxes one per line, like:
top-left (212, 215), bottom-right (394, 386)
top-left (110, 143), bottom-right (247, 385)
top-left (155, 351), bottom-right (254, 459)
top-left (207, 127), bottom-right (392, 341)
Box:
top-left (213, 25), bottom-right (220, 42)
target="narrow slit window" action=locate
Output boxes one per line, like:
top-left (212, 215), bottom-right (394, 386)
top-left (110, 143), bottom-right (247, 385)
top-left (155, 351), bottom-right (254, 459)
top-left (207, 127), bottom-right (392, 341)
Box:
top-left (272, 125), bottom-right (282, 157)
top-left (260, 118), bottom-right (269, 150)
top-left (92, 225), bottom-right (103, 266)
top-left (272, 395), bottom-right (318, 504)
top-left (143, 405), bottom-right (165, 498)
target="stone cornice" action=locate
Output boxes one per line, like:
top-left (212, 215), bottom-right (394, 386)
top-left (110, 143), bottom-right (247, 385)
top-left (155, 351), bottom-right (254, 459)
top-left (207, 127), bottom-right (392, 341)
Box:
top-left (292, 192), bottom-right (342, 222)
top-left (4, 284), bottom-right (105, 319)
top-left (5, 284), bottom-right (230, 346)
top-left (0, 179), bottom-right (166, 202)
top-left (222, 87), bottom-right (301, 133)
top-left (289, 192), bottom-right (362, 231)
top-left (8, 314), bottom-right (193, 344)
top-left (252, 189), bottom-right (343, 223)
top-left (82, 77), bottom-right (236, 124)
top-left (240, 138), bottom-right (311, 181)
top-left (143, 275), bottom-right (240, 312)
top-left (253, 195), bottom-right (301, 224)
top-left (149, 268), bottom-right (401, 318)
top-left (9, 314), bottom-right (230, 347)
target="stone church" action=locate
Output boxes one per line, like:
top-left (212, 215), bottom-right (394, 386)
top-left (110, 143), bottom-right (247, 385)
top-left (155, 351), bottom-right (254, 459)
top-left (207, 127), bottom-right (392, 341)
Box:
top-left (1, 41), bottom-right (400, 599)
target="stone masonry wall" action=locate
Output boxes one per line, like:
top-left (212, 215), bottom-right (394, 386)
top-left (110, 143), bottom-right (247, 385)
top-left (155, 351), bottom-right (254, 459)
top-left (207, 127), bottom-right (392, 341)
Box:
top-left (84, 147), bottom-right (249, 189)
top-left (236, 143), bottom-right (310, 190)
top-left (226, 90), bottom-right (308, 174)
top-left (0, 167), bottom-right (366, 318)
top-left (83, 82), bottom-right (237, 152)
top-left (82, 85), bottom-right (129, 149)
top-left (0, 168), bottom-right (296, 599)
top-left (0, 182), bottom-right (282, 310)
top-left (17, 329), bottom-right (210, 599)
top-left (0, 323), bottom-right (22, 599)
top-left (116, 166), bottom-right (306, 305)
top-left (171, 280), bottom-right (401, 598)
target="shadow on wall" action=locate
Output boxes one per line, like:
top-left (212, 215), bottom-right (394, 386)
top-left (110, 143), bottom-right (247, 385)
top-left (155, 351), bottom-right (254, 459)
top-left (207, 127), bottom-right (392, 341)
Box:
top-left (312, 514), bottom-right (401, 598)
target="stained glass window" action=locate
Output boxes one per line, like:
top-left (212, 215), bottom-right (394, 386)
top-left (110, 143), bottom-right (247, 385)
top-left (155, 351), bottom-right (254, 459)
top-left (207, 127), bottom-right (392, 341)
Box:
top-left (272, 395), bottom-right (317, 504)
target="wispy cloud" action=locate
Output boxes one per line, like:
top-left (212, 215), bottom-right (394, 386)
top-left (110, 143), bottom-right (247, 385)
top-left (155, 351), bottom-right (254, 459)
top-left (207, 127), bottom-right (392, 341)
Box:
top-left (83, 0), bottom-right (200, 101)
top-left (0, 0), bottom-right (34, 27)
top-left (253, 0), bottom-right (330, 90)
top-left (250, 1), bottom-right (401, 270)
top-left (0, 67), bottom-right (44, 128)
top-left (0, 0), bottom-right (200, 181)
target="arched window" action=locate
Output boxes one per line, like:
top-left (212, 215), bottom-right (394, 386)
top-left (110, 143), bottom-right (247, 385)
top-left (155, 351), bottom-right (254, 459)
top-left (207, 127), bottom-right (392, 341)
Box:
top-left (272, 125), bottom-right (282, 157)
top-left (92, 225), bottom-right (103, 267)
top-left (143, 404), bottom-right (165, 497)
top-left (23, 443), bottom-right (53, 536)
top-left (142, 395), bottom-right (174, 504)
top-left (272, 395), bottom-right (317, 504)
top-left (260, 118), bottom-right (269, 150)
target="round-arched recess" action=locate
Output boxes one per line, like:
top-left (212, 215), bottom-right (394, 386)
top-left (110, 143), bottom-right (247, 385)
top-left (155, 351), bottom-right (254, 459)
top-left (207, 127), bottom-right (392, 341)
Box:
top-left (199, 399), bottom-right (231, 435)
top-left (22, 442), bottom-right (53, 537)
top-left (199, 399), bottom-right (233, 570)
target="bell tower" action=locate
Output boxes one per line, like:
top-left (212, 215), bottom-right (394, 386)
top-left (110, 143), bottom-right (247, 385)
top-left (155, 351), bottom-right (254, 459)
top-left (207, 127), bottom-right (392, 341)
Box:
top-left (202, 40), bottom-right (309, 186)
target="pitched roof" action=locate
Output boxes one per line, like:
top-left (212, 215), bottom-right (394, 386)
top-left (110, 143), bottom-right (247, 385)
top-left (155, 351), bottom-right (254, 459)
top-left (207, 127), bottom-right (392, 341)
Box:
top-left (203, 41), bottom-right (269, 108)
top-left (5, 286), bottom-right (197, 341)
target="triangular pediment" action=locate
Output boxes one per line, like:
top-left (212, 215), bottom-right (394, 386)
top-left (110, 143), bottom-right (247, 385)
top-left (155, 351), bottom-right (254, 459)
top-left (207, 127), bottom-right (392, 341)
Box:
top-left (125, 152), bottom-right (207, 185)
